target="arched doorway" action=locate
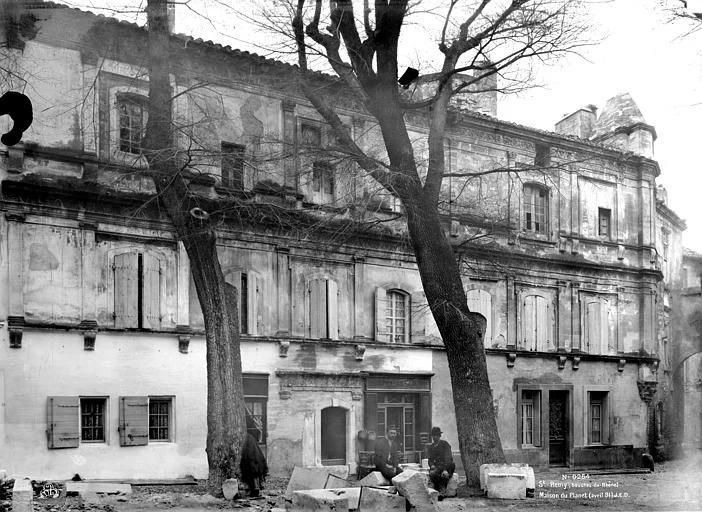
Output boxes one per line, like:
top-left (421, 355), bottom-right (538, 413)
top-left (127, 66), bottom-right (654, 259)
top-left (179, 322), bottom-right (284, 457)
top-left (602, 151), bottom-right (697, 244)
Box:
top-left (321, 407), bottom-right (346, 465)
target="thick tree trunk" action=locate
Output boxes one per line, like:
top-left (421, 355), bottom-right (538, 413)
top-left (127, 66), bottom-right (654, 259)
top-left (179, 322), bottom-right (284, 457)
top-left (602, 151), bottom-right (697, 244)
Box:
top-left (405, 194), bottom-right (506, 488)
top-left (144, 0), bottom-right (246, 495)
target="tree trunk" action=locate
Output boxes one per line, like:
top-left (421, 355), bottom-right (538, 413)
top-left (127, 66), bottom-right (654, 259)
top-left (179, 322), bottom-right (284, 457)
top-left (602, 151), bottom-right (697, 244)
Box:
top-left (144, 0), bottom-right (246, 495)
top-left (405, 193), bottom-right (506, 488)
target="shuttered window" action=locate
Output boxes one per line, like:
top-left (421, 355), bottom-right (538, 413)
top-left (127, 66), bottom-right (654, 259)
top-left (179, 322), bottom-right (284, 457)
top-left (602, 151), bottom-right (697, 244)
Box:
top-left (583, 296), bottom-right (616, 355)
top-left (113, 252), bottom-right (162, 330)
top-left (119, 396), bottom-right (174, 445)
top-left (47, 396), bottom-right (80, 449)
top-left (309, 278), bottom-right (338, 340)
top-left (523, 184), bottom-right (549, 234)
top-left (466, 289), bottom-right (492, 343)
top-left (522, 295), bottom-right (550, 351)
top-left (225, 271), bottom-right (259, 335)
top-left (244, 375), bottom-right (268, 447)
top-left (221, 142), bottom-right (245, 190)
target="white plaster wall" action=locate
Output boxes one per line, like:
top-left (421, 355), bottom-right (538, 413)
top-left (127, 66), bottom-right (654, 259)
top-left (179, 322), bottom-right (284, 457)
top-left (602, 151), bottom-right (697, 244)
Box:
top-left (0, 329), bottom-right (208, 480)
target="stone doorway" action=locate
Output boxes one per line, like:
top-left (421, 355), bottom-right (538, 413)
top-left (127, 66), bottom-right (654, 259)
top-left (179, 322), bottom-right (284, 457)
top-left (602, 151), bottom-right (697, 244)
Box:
top-left (549, 390), bottom-right (569, 466)
top-left (321, 406), bottom-right (346, 465)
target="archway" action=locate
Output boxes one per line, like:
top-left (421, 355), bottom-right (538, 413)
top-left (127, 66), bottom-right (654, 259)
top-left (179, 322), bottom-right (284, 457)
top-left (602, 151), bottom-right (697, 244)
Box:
top-left (321, 407), bottom-right (346, 465)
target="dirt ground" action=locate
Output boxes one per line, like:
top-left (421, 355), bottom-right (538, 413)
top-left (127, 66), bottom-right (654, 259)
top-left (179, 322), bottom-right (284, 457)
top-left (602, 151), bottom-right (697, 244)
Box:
top-left (28, 456), bottom-right (702, 512)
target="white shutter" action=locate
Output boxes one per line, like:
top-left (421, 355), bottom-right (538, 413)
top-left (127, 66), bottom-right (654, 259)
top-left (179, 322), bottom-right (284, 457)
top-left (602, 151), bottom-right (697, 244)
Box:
top-left (523, 296), bottom-right (535, 351)
top-left (114, 252), bottom-right (139, 328)
top-left (326, 279), bottom-right (338, 340)
top-left (226, 271), bottom-right (243, 331)
top-left (141, 253), bottom-right (162, 330)
top-left (309, 279), bottom-right (326, 339)
top-left (535, 296), bottom-right (549, 351)
top-left (375, 287), bottom-right (388, 342)
top-left (467, 289), bottom-right (492, 343)
top-left (247, 273), bottom-right (259, 336)
top-left (410, 290), bottom-right (427, 342)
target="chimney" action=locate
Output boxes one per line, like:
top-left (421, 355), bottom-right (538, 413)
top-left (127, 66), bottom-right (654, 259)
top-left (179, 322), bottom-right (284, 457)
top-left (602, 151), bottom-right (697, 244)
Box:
top-left (554, 104), bottom-right (597, 139)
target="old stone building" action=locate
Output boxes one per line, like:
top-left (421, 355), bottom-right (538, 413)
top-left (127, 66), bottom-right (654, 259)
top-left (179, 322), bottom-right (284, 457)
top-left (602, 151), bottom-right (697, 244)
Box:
top-left (0, 1), bottom-right (686, 480)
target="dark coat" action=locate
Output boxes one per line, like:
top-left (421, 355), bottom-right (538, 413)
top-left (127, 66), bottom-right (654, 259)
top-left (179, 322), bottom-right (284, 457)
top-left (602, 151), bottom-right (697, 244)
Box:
top-left (374, 436), bottom-right (402, 467)
top-left (240, 433), bottom-right (268, 488)
top-left (427, 439), bottom-right (453, 471)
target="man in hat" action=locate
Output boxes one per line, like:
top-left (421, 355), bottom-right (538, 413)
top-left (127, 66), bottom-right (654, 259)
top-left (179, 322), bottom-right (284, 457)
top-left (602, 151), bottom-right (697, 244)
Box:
top-left (427, 426), bottom-right (455, 494)
top-left (374, 428), bottom-right (403, 481)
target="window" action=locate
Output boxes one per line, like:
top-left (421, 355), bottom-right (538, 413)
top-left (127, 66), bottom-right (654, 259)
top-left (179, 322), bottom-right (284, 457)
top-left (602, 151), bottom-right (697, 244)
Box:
top-left (221, 142), bottom-right (245, 190)
top-left (521, 294), bottom-right (551, 351)
top-left (466, 289), bottom-right (492, 343)
top-left (148, 398), bottom-right (172, 441)
top-left (243, 374), bottom-right (268, 447)
top-left (520, 390), bottom-right (541, 446)
top-left (80, 398), bottom-right (106, 442)
top-left (309, 278), bottom-right (338, 340)
top-left (582, 295), bottom-right (616, 355)
top-left (534, 144), bottom-right (551, 168)
top-left (117, 93), bottom-right (147, 154)
top-left (113, 252), bottom-right (162, 330)
top-left (225, 271), bottom-right (259, 335)
top-left (300, 122), bottom-right (335, 203)
top-left (313, 161), bottom-right (334, 197)
top-left (523, 184), bottom-right (549, 235)
top-left (386, 290), bottom-right (409, 343)
top-left (588, 391), bottom-right (608, 444)
top-left (598, 208), bottom-right (611, 237)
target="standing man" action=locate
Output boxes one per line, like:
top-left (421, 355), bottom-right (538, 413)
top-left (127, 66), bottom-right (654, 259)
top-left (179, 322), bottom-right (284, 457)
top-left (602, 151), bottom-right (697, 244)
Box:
top-left (427, 426), bottom-right (455, 494)
top-left (374, 428), bottom-right (403, 481)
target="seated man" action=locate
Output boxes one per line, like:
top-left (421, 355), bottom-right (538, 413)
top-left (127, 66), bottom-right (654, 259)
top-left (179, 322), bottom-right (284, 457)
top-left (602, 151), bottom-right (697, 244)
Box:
top-left (374, 428), bottom-right (402, 481)
top-left (427, 426), bottom-right (455, 494)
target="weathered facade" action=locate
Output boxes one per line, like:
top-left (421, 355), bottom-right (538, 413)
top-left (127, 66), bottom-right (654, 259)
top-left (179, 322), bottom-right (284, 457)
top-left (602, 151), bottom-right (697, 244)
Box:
top-left (0, 1), bottom-right (685, 480)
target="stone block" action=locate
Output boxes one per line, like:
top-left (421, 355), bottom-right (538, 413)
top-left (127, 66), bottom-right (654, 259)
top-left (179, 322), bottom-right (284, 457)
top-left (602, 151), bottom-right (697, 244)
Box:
top-left (358, 486), bottom-right (406, 512)
top-left (391, 469), bottom-right (435, 512)
top-left (12, 478), bottom-right (33, 512)
top-left (358, 471), bottom-right (390, 487)
top-left (325, 488), bottom-right (360, 509)
top-left (291, 489), bottom-right (349, 512)
top-left (325, 474), bottom-right (351, 489)
top-left (486, 472), bottom-right (526, 500)
top-left (222, 478), bottom-right (238, 500)
top-left (65, 482), bottom-right (132, 496)
top-left (444, 473), bottom-right (459, 498)
top-left (285, 466), bottom-right (350, 499)
top-left (479, 463), bottom-right (532, 491)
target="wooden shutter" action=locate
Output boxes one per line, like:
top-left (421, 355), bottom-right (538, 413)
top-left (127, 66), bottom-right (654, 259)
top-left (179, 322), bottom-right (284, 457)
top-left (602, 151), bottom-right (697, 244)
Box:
top-left (114, 252), bottom-right (139, 328)
top-left (535, 296), bottom-right (549, 351)
top-left (410, 290), bottom-right (427, 342)
top-left (364, 393), bottom-right (377, 434)
top-left (119, 396), bottom-right (149, 446)
top-left (522, 296), bottom-right (535, 351)
top-left (606, 299), bottom-right (617, 355)
top-left (309, 279), bottom-right (327, 339)
top-left (375, 287), bottom-right (388, 342)
top-left (418, 393), bottom-right (432, 455)
top-left (326, 279), bottom-right (338, 340)
top-left (467, 289), bottom-right (492, 343)
top-left (142, 253), bottom-right (162, 330)
top-left (247, 273), bottom-right (259, 336)
top-left (226, 271), bottom-right (243, 331)
top-left (585, 300), bottom-right (600, 354)
top-left (47, 396), bottom-right (79, 449)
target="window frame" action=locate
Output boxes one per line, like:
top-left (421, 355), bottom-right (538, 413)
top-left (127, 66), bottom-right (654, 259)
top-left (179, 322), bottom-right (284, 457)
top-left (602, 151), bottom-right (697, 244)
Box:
top-left (117, 93), bottom-right (148, 155)
top-left (109, 87), bottom-right (149, 166)
top-left (587, 390), bottom-right (609, 446)
top-left (298, 119), bottom-right (335, 204)
top-left (598, 207), bottom-right (612, 238)
top-left (243, 374), bottom-right (269, 448)
top-left (522, 183), bottom-right (550, 236)
top-left (148, 396), bottom-right (174, 443)
top-left (221, 141), bottom-right (246, 190)
top-left (112, 251), bottom-right (163, 331)
top-left (386, 289), bottom-right (410, 344)
top-left (80, 397), bottom-right (108, 444)
top-left (518, 389), bottom-right (542, 448)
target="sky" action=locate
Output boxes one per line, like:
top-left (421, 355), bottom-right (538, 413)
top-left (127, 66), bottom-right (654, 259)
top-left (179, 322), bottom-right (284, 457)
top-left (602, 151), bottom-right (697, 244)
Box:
top-left (57, 0), bottom-right (702, 251)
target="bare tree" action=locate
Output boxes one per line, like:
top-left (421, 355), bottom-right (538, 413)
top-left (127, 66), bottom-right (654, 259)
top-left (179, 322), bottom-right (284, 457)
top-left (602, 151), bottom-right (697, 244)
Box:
top-left (142, 0), bottom-right (246, 494)
top-left (278, 0), bottom-right (590, 486)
